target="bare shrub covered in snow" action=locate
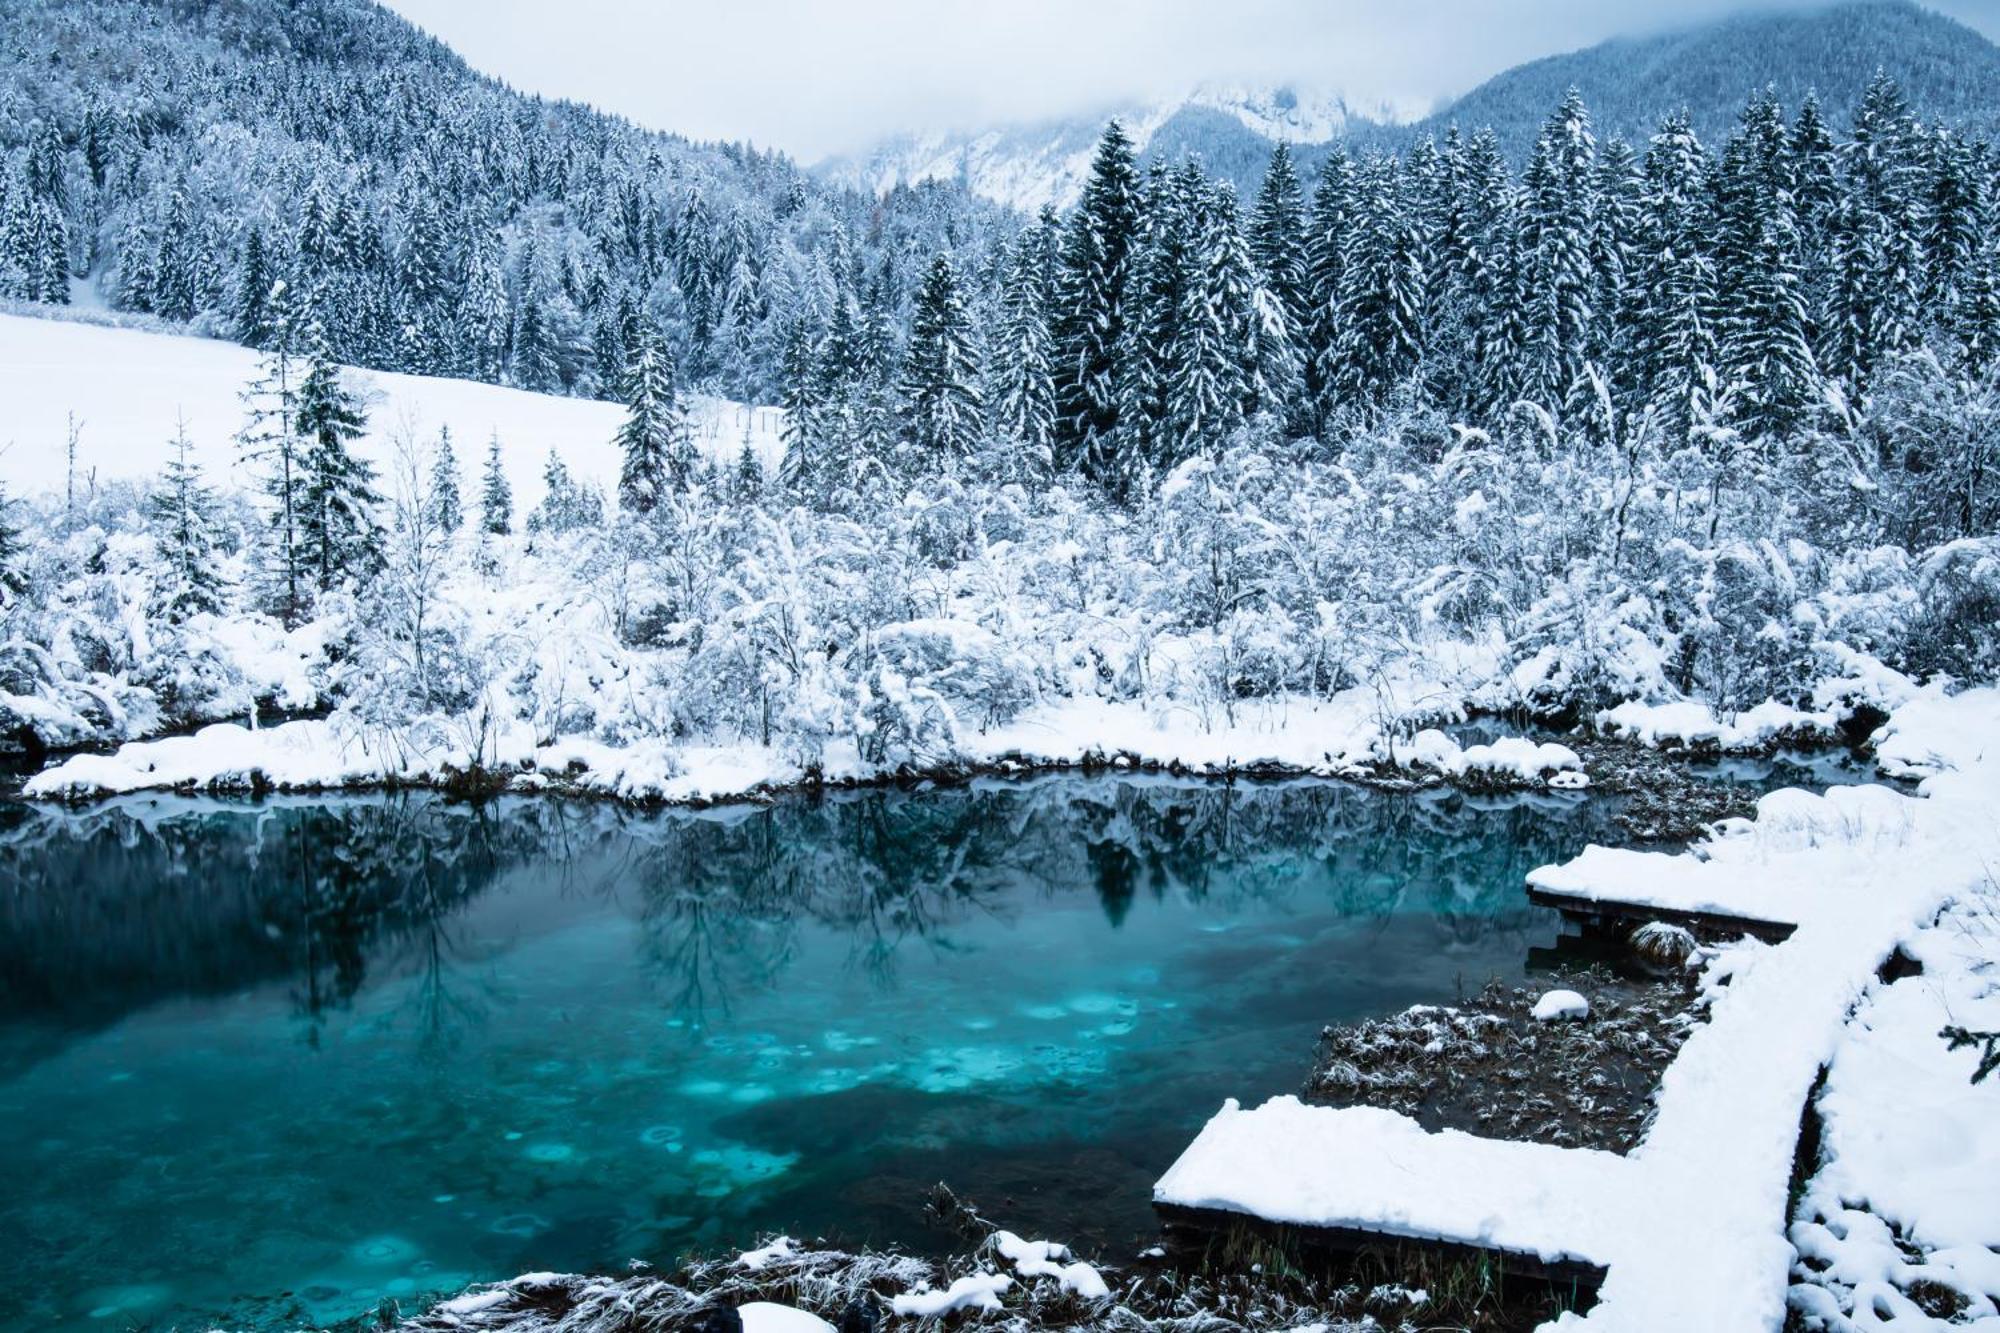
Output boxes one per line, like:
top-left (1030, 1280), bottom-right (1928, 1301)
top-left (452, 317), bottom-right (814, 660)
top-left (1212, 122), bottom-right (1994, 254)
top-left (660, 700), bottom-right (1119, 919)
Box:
top-left (4, 352), bottom-right (1997, 783)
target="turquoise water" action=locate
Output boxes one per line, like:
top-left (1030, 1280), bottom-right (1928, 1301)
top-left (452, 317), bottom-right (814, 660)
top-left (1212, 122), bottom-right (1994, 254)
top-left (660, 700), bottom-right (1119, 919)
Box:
top-left (0, 778), bottom-right (1623, 1331)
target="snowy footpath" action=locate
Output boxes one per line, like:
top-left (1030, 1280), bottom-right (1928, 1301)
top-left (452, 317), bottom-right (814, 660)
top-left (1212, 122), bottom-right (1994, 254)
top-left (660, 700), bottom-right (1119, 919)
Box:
top-left (1156, 686), bottom-right (2000, 1332)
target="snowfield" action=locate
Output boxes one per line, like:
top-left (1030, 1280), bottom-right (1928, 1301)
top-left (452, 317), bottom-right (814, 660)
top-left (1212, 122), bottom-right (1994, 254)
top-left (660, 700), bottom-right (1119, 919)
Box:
top-left (0, 310), bottom-right (783, 514)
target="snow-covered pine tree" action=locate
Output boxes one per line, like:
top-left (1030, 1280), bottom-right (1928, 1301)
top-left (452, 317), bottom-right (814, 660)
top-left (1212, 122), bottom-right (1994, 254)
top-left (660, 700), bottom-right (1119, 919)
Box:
top-left (900, 252), bottom-right (984, 467)
top-left (615, 325), bottom-right (692, 514)
top-left (1714, 91), bottom-right (1818, 442)
top-left (231, 227), bottom-right (277, 348)
top-left (777, 315), bottom-right (823, 493)
top-left (1116, 161), bottom-right (1189, 478)
top-left (1165, 177), bottom-right (1255, 463)
top-left (460, 236), bottom-right (511, 382)
top-left (1052, 121), bottom-right (1141, 483)
top-left (1249, 142), bottom-right (1311, 354)
top-left (1444, 128), bottom-right (1516, 416)
top-left (1790, 91), bottom-right (1841, 353)
top-left (1303, 145), bottom-right (1357, 429)
top-left (0, 481), bottom-right (24, 603)
top-left (147, 418), bottom-right (229, 624)
top-left (510, 293), bottom-right (563, 393)
top-left (733, 436), bottom-right (764, 501)
top-left (427, 425), bottom-right (463, 533)
top-left (294, 326), bottom-right (380, 592)
top-left (528, 449), bottom-right (603, 534)
top-left (853, 264), bottom-right (905, 453)
top-left (989, 220), bottom-right (1059, 472)
top-left (1513, 88), bottom-right (1601, 414)
top-left (149, 176), bottom-right (199, 323)
top-left (1823, 73), bottom-right (1928, 392)
top-left (236, 282), bottom-right (311, 626)
top-left (1592, 135), bottom-right (1645, 388)
top-left (479, 432), bottom-right (513, 536)
top-left (1922, 130), bottom-right (1987, 354)
top-left (1331, 153), bottom-right (1427, 405)
top-left (1635, 112), bottom-right (1721, 442)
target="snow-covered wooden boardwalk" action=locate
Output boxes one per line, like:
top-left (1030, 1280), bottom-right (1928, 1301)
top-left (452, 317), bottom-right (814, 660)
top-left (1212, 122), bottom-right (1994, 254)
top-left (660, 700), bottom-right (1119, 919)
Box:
top-left (1155, 688), bottom-right (2000, 1332)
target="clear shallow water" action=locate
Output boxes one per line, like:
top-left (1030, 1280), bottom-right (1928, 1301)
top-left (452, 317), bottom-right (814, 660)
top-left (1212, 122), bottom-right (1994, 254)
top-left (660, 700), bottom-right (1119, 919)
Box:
top-left (0, 778), bottom-right (1629, 1331)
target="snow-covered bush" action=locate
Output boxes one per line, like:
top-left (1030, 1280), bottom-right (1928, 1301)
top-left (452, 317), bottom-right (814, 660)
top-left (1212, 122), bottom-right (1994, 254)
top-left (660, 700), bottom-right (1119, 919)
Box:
top-left (852, 664), bottom-right (959, 770)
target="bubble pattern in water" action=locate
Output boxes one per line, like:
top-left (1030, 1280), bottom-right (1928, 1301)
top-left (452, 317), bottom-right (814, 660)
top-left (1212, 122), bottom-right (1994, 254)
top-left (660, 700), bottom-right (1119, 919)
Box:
top-left (0, 779), bottom-right (1629, 1331)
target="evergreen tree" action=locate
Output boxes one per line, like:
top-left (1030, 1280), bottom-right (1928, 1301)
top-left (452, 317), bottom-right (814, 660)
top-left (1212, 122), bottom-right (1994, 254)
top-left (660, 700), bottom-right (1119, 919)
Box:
top-left (528, 449), bottom-right (603, 533)
top-left (1165, 178), bottom-right (1256, 462)
top-left (293, 327), bottom-right (379, 592)
top-left (1592, 135), bottom-right (1645, 385)
top-left (1443, 128), bottom-right (1516, 415)
top-left (1635, 112), bottom-right (1721, 441)
top-left (427, 426), bottom-right (463, 533)
top-left (480, 432), bottom-right (513, 536)
top-left (777, 316), bottom-right (824, 492)
top-left (1249, 142), bottom-right (1311, 344)
top-left (989, 221), bottom-right (1059, 463)
top-left (1923, 130), bottom-right (1987, 349)
top-left (1117, 162), bottom-right (1191, 476)
top-left (1790, 91), bottom-right (1842, 351)
top-left (900, 252), bottom-right (984, 466)
top-left (1823, 73), bottom-right (1927, 391)
top-left (1513, 89), bottom-right (1601, 412)
top-left (733, 436), bottom-right (765, 501)
top-left (1714, 92), bottom-right (1818, 440)
top-left (0, 481), bottom-right (25, 603)
top-left (1052, 121), bottom-right (1141, 481)
top-left (461, 237), bottom-right (511, 381)
top-left (150, 176), bottom-right (198, 322)
top-left (237, 283), bottom-right (310, 626)
top-left (615, 326), bottom-right (692, 514)
top-left (232, 226), bottom-right (275, 348)
top-left (1304, 146), bottom-right (1357, 425)
top-left (510, 293), bottom-right (563, 393)
top-left (1331, 154), bottom-right (1427, 404)
top-left (147, 419), bottom-right (229, 624)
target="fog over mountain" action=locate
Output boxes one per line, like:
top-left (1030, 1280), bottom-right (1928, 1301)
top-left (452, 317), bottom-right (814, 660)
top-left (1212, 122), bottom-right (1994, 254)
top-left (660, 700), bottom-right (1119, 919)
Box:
top-left (820, 1), bottom-right (2000, 209)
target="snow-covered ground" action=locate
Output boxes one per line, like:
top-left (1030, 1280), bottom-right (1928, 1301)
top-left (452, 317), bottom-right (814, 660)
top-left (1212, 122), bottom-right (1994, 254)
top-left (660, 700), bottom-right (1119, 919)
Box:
top-left (1153, 688), bottom-right (2000, 1333)
top-left (0, 310), bottom-right (783, 513)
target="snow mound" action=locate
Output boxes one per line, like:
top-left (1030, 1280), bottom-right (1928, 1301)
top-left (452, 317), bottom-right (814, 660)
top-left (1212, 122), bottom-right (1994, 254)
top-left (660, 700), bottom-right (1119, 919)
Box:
top-left (992, 1232), bottom-right (1108, 1300)
top-left (891, 1272), bottom-right (1012, 1317)
top-left (734, 1237), bottom-right (796, 1271)
top-left (1596, 698), bottom-right (1834, 751)
top-left (1530, 990), bottom-right (1590, 1022)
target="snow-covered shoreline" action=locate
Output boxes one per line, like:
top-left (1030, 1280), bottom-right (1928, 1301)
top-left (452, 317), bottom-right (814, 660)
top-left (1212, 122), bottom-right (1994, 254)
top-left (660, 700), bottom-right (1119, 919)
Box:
top-left (1153, 685), bottom-right (2000, 1333)
top-left (21, 683), bottom-right (1819, 809)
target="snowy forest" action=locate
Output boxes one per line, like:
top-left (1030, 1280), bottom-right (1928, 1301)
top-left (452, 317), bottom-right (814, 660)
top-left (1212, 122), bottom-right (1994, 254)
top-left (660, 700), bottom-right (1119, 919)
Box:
top-left (1, 0), bottom-right (1998, 779)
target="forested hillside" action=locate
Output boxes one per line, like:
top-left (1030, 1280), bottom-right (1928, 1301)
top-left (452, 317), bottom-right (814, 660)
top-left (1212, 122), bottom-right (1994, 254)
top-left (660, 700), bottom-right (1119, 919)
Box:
top-left (825, 3), bottom-right (2000, 207)
top-left (1395, 0), bottom-right (2000, 161)
top-left (0, 0), bottom-right (1009, 406)
top-left (0, 0), bottom-right (1995, 792)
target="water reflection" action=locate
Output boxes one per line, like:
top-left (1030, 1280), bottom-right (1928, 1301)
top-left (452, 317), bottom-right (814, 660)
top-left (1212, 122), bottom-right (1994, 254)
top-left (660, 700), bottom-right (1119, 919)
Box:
top-left (0, 777), bottom-right (1623, 1332)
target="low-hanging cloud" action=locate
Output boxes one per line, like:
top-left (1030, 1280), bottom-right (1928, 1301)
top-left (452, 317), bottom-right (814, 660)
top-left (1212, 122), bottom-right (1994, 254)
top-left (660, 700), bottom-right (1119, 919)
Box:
top-left (382, 0), bottom-right (1999, 162)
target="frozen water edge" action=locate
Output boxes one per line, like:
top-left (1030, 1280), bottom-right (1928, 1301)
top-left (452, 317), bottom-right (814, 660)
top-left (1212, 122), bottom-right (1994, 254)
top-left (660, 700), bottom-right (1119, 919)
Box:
top-left (1154, 685), bottom-right (2000, 1333)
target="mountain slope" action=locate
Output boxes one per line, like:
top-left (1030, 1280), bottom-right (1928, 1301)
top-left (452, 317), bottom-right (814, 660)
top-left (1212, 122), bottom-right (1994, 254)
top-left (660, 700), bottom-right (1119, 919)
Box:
top-left (0, 0), bottom-right (1007, 405)
top-left (1394, 0), bottom-right (2000, 159)
top-left (823, 1), bottom-right (2000, 208)
top-left (818, 84), bottom-right (1412, 212)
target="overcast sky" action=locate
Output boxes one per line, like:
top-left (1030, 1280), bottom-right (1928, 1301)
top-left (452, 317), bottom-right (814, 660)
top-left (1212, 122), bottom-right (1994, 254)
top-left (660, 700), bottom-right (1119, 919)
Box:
top-left (380, 1), bottom-right (2000, 162)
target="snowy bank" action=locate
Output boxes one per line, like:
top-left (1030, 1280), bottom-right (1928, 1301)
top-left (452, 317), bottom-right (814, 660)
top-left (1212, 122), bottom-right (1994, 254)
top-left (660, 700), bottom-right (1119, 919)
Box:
top-left (1153, 687), bottom-right (2000, 1333)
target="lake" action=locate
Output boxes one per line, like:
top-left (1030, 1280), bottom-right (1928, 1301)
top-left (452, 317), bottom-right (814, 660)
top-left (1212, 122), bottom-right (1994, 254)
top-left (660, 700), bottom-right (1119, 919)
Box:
top-left (1, 776), bottom-right (1638, 1330)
